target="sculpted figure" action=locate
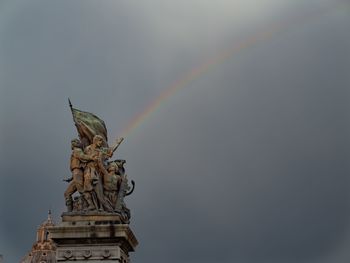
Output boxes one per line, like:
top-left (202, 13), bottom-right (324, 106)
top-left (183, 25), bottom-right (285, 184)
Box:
top-left (100, 162), bottom-right (122, 209)
top-left (84, 135), bottom-right (114, 211)
top-left (65, 101), bottom-right (135, 218)
top-left (64, 138), bottom-right (93, 212)
top-left (99, 159), bottom-right (134, 221)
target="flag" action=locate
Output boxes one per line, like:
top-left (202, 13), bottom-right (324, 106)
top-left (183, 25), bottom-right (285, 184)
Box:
top-left (70, 106), bottom-right (108, 147)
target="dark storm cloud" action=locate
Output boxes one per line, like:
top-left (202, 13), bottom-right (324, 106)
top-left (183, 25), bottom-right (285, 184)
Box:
top-left (0, 1), bottom-right (349, 263)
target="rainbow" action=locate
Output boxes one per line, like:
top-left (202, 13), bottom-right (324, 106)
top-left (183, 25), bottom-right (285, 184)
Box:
top-left (119, 2), bottom-right (348, 138)
top-left (119, 30), bottom-right (275, 137)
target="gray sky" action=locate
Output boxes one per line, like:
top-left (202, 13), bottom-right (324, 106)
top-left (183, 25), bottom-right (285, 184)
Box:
top-left (0, 1), bottom-right (350, 262)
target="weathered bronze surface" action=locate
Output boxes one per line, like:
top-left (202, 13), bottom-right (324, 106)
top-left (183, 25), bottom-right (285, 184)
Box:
top-left (64, 101), bottom-right (135, 223)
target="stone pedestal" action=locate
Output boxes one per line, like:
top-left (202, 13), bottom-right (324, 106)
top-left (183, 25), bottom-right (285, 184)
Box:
top-left (49, 213), bottom-right (138, 263)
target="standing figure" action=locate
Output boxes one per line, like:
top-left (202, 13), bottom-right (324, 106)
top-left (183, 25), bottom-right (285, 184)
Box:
top-left (64, 138), bottom-right (92, 212)
top-left (84, 135), bottom-right (113, 211)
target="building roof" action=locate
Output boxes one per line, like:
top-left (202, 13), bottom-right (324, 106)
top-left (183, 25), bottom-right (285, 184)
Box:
top-left (20, 211), bottom-right (56, 263)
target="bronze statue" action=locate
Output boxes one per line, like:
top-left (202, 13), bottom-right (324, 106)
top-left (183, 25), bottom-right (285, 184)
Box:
top-left (101, 161), bottom-right (121, 209)
top-left (63, 101), bottom-right (135, 222)
top-left (64, 138), bottom-right (93, 212)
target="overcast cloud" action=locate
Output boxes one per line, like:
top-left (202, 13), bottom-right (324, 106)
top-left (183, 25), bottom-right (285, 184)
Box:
top-left (0, 1), bottom-right (350, 262)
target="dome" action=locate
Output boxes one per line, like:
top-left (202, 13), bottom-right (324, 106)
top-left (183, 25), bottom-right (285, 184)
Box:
top-left (20, 211), bottom-right (57, 263)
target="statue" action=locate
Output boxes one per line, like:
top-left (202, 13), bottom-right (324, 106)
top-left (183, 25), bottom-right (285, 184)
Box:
top-left (63, 138), bottom-right (93, 212)
top-left (100, 161), bottom-right (121, 209)
top-left (99, 160), bottom-right (135, 217)
top-left (63, 100), bottom-right (135, 223)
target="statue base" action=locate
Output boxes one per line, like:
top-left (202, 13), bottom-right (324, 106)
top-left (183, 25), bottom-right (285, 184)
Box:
top-left (62, 211), bottom-right (126, 223)
top-left (48, 213), bottom-right (138, 262)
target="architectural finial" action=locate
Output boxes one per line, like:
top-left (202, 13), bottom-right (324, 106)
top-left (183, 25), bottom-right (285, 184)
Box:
top-left (47, 209), bottom-right (53, 224)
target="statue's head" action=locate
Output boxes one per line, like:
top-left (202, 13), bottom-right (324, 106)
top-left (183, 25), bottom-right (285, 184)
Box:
top-left (93, 135), bottom-right (104, 147)
top-left (114, 160), bottom-right (126, 175)
top-left (107, 162), bottom-right (118, 172)
top-left (71, 138), bottom-right (81, 149)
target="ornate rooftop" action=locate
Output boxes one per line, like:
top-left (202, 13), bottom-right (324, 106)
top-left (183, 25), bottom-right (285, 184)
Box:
top-left (20, 211), bottom-right (56, 263)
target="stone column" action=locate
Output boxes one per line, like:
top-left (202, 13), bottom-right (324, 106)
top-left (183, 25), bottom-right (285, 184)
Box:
top-left (49, 213), bottom-right (138, 263)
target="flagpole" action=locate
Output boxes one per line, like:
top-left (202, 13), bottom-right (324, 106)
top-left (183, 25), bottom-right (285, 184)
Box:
top-left (68, 98), bottom-right (76, 122)
top-left (68, 98), bottom-right (73, 111)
